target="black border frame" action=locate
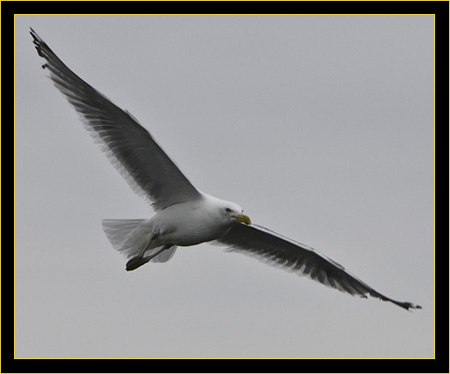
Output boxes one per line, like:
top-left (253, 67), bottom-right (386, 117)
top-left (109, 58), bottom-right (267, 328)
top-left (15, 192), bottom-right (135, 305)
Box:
top-left (5, 1), bottom-right (448, 373)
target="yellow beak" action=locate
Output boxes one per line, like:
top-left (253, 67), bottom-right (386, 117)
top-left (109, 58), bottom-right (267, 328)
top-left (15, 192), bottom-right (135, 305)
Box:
top-left (233, 213), bottom-right (251, 225)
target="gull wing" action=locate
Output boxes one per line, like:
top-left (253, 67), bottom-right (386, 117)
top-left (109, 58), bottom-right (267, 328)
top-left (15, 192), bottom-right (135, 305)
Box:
top-left (218, 223), bottom-right (421, 310)
top-left (31, 28), bottom-right (201, 210)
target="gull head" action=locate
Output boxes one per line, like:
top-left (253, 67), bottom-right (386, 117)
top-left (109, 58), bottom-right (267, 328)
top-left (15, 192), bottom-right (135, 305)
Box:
top-left (202, 193), bottom-right (251, 226)
top-left (221, 202), bottom-right (251, 226)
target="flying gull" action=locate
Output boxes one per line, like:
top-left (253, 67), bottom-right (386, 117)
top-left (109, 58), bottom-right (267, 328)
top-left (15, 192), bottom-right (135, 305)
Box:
top-left (30, 28), bottom-right (421, 310)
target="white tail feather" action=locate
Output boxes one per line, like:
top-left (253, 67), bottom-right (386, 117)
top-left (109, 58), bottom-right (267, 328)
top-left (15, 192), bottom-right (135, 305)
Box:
top-left (101, 219), bottom-right (177, 264)
top-left (102, 219), bottom-right (144, 251)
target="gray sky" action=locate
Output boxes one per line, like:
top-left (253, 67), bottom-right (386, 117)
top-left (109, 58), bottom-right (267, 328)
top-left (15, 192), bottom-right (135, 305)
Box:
top-left (15, 15), bottom-right (434, 358)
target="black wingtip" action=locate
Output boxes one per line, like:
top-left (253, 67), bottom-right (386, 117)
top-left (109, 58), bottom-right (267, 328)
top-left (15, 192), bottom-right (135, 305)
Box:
top-left (369, 289), bottom-right (422, 311)
top-left (408, 303), bottom-right (422, 310)
top-left (30, 27), bottom-right (50, 64)
top-left (30, 27), bottom-right (41, 46)
top-left (393, 300), bottom-right (422, 311)
top-left (30, 27), bottom-right (44, 56)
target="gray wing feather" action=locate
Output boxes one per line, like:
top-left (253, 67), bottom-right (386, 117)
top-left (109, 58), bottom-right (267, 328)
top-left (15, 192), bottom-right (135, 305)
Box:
top-left (218, 223), bottom-right (421, 310)
top-left (31, 28), bottom-right (201, 210)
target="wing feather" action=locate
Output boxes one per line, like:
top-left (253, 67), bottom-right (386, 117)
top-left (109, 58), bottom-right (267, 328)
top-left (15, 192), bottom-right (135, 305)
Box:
top-left (31, 28), bottom-right (201, 210)
top-left (218, 223), bottom-right (421, 310)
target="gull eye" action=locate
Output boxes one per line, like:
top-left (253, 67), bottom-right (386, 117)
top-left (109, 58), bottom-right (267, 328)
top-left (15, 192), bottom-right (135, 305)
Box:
top-left (225, 208), bottom-right (232, 214)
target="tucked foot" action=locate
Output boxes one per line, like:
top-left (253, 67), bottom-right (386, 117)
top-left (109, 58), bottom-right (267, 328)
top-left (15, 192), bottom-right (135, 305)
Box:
top-left (126, 256), bottom-right (150, 271)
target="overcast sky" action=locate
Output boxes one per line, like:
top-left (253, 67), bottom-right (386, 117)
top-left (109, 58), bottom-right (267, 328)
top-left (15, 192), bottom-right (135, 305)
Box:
top-left (15, 15), bottom-right (434, 359)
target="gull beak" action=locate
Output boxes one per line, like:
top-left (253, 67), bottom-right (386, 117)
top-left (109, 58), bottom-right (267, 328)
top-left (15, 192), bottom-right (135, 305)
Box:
top-left (233, 213), bottom-right (251, 225)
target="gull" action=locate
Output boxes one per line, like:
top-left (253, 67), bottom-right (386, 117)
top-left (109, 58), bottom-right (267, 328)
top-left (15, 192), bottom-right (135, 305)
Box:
top-left (31, 28), bottom-right (421, 310)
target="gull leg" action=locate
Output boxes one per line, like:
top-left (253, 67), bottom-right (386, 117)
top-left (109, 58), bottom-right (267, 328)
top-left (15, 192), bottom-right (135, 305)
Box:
top-left (126, 245), bottom-right (172, 271)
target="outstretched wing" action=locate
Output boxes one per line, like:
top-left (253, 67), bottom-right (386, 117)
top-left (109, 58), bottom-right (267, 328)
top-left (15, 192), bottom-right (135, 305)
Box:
top-left (218, 223), bottom-right (421, 310)
top-left (31, 28), bottom-right (201, 210)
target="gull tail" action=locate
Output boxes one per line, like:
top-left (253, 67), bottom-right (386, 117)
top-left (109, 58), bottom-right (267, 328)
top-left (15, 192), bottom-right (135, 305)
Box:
top-left (101, 219), bottom-right (177, 269)
top-left (102, 219), bottom-right (144, 253)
